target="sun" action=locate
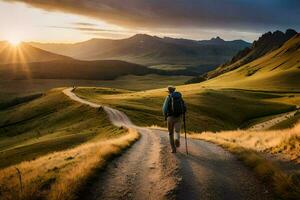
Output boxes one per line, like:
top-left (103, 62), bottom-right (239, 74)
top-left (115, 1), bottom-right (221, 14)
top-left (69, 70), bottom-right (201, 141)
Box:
top-left (8, 38), bottom-right (21, 46)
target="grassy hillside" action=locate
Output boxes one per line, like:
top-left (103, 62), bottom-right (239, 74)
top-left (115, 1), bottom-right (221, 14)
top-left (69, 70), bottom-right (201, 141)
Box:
top-left (74, 87), bottom-right (296, 132)
top-left (0, 93), bottom-right (42, 110)
top-left (202, 33), bottom-right (300, 91)
top-left (0, 59), bottom-right (159, 81)
top-left (0, 74), bottom-right (191, 97)
top-left (30, 34), bottom-right (250, 71)
top-left (205, 29), bottom-right (297, 79)
top-left (0, 89), bottom-right (126, 169)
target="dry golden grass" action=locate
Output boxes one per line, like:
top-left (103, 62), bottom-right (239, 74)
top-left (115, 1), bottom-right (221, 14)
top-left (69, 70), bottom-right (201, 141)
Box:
top-left (0, 129), bottom-right (139, 200)
top-left (191, 123), bottom-right (300, 163)
top-left (191, 123), bottom-right (300, 199)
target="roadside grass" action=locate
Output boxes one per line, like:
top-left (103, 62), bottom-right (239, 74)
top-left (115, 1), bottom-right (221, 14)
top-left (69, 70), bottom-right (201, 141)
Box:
top-left (75, 87), bottom-right (296, 132)
top-left (190, 124), bottom-right (300, 199)
top-left (0, 89), bottom-right (125, 168)
top-left (0, 128), bottom-right (139, 200)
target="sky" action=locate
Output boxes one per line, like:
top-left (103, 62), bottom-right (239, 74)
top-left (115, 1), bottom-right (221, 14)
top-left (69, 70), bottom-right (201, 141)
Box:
top-left (0, 0), bottom-right (299, 43)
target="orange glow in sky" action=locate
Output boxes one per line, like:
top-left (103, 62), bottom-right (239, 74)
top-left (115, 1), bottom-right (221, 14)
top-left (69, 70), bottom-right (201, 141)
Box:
top-left (0, 1), bottom-right (262, 43)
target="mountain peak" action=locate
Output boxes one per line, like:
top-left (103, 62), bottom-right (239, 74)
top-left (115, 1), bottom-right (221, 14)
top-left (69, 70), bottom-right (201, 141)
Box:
top-left (198, 36), bottom-right (227, 45)
top-left (130, 34), bottom-right (155, 40)
top-left (286, 29), bottom-right (298, 37)
top-left (211, 36), bottom-right (224, 42)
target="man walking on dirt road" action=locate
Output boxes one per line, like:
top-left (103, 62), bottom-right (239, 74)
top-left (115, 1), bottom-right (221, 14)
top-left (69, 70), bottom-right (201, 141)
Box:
top-left (162, 86), bottom-right (186, 153)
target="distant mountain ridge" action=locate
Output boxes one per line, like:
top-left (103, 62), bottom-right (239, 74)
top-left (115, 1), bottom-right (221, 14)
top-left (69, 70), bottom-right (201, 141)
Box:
top-left (30, 34), bottom-right (250, 73)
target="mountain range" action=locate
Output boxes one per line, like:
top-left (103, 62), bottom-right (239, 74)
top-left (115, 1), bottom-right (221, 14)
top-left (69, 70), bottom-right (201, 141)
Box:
top-left (2, 29), bottom-right (298, 85)
top-left (0, 42), bottom-right (162, 80)
top-left (30, 34), bottom-right (250, 73)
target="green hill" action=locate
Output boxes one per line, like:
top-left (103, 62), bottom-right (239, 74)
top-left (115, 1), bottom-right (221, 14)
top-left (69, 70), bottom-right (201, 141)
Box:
top-left (0, 89), bottom-right (125, 168)
top-left (0, 59), bottom-right (157, 80)
top-left (202, 33), bottom-right (300, 91)
top-left (206, 29), bottom-right (298, 79)
top-left (74, 87), bottom-right (296, 132)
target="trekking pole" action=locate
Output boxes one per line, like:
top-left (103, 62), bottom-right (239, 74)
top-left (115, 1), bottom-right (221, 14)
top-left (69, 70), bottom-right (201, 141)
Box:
top-left (183, 113), bottom-right (188, 155)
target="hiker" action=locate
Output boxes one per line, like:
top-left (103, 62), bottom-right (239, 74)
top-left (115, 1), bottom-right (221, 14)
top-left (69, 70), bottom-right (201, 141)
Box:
top-left (162, 86), bottom-right (186, 153)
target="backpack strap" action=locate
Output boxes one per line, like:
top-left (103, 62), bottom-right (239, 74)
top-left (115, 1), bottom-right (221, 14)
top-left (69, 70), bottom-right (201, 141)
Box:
top-left (170, 95), bottom-right (174, 114)
top-left (167, 94), bottom-right (173, 116)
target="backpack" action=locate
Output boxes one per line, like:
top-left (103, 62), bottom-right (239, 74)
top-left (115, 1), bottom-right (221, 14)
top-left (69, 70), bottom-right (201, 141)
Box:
top-left (168, 92), bottom-right (186, 117)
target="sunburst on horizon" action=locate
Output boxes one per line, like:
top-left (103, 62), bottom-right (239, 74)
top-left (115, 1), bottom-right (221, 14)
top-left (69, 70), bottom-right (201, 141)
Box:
top-left (7, 38), bottom-right (21, 46)
top-left (0, 37), bottom-right (32, 80)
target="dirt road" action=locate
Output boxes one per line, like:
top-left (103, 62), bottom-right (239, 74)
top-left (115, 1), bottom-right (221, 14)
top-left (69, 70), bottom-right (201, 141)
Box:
top-left (63, 88), bottom-right (273, 200)
top-left (248, 110), bottom-right (298, 131)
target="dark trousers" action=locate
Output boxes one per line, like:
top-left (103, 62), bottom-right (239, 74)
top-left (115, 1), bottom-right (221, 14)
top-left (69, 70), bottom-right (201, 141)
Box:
top-left (167, 116), bottom-right (181, 151)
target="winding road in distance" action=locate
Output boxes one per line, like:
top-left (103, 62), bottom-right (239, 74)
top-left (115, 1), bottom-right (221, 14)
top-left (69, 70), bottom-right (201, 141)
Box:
top-left (63, 88), bottom-right (273, 200)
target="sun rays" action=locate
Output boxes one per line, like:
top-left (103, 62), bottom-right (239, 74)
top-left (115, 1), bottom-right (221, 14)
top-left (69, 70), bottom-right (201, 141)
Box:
top-left (8, 38), bottom-right (21, 46)
top-left (0, 42), bottom-right (32, 79)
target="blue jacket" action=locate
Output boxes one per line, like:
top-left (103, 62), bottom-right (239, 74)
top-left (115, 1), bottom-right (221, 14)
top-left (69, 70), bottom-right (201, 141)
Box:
top-left (162, 91), bottom-right (184, 116)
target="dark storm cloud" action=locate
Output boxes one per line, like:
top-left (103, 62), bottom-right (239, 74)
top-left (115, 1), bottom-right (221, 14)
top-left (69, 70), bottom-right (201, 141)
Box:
top-left (6, 0), bottom-right (300, 31)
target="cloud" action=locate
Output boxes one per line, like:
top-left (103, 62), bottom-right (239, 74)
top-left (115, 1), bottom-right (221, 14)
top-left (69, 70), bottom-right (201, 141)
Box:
top-left (47, 25), bottom-right (134, 38)
top-left (5, 0), bottom-right (300, 32)
top-left (72, 22), bottom-right (98, 27)
top-left (48, 25), bottom-right (119, 33)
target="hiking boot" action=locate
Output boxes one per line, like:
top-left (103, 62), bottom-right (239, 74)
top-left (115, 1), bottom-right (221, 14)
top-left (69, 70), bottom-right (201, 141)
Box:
top-left (171, 149), bottom-right (176, 153)
top-left (175, 139), bottom-right (180, 147)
